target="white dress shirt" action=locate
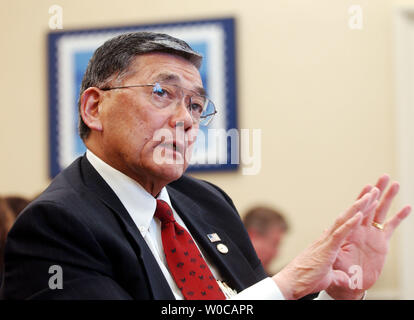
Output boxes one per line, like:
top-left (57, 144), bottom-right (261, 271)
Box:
top-left (86, 149), bottom-right (333, 300)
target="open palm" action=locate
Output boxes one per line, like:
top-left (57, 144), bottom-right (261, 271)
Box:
top-left (327, 175), bottom-right (411, 299)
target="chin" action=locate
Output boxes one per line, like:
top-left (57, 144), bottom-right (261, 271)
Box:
top-left (155, 163), bottom-right (187, 183)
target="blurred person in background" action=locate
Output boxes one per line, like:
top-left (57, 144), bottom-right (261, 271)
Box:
top-left (243, 206), bottom-right (319, 300)
top-left (243, 206), bottom-right (288, 275)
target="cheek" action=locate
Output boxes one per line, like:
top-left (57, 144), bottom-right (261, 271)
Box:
top-left (106, 115), bottom-right (148, 147)
top-left (103, 98), bottom-right (160, 146)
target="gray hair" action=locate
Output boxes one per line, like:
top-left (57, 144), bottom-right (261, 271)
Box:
top-left (78, 31), bottom-right (203, 140)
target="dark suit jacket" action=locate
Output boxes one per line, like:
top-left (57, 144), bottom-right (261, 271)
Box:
top-left (0, 156), bottom-right (267, 299)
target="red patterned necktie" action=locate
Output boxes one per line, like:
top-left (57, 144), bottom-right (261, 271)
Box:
top-left (155, 199), bottom-right (226, 300)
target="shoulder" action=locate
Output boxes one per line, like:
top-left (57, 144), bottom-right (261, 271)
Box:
top-left (12, 156), bottom-right (106, 239)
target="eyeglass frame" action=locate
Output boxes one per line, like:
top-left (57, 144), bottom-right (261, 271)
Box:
top-left (99, 82), bottom-right (218, 126)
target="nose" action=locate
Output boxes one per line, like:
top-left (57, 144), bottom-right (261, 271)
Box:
top-left (168, 97), bottom-right (194, 131)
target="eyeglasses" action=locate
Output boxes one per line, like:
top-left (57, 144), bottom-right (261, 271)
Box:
top-left (100, 82), bottom-right (217, 126)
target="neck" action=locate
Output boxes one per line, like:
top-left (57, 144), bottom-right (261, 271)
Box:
top-left (86, 142), bottom-right (168, 198)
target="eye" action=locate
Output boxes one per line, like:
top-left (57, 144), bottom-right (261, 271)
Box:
top-left (189, 96), bottom-right (205, 115)
top-left (189, 103), bottom-right (203, 115)
top-left (152, 83), bottom-right (169, 97)
top-left (151, 83), bottom-right (176, 108)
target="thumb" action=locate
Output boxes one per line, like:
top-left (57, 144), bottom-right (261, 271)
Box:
top-left (330, 269), bottom-right (351, 288)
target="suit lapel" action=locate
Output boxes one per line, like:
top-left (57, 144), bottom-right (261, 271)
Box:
top-left (73, 156), bottom-right (256, 297)
top-left (77, 156), bottom-right (175, 300)
top-left (167, 186), bottom-right (257, 292)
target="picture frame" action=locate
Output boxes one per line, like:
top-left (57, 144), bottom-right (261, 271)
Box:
top-left (48, 17), bottom-right (238, 177)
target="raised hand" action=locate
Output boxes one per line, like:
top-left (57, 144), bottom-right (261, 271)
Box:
top-left (326, 174), bottom-right (411, 299)
top-left (272, 175), bottom-right (410, 300)
top-left (272, 188), bottom-right (379, 300)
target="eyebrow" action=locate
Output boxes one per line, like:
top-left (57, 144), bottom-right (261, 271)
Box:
top-left (154, 73), bottom-right (206, 96)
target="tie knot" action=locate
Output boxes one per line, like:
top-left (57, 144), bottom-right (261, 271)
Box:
top-left (155, 199), bottom-right (175, 223)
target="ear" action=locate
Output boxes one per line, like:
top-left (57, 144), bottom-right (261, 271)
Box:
top-left (80, 87), bottom-right (104, 133)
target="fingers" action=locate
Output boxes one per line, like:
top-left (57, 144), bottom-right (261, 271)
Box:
top-left (373, 182), bottom-right (400, 224)
top-left (356, 174), bottom-right (401, 227)
top-left (329, 211), bottom-right (363, 249)
top-left (335, 174), bottom-right (391, 233)
top-left (375, 174), bottom-right (391, 197)
top-left (384, 205), bottom-right (411, 240)
top-left (357, 174), bottom-right (390, 200)
top-left (327, 193), bottom-right (370, 236)
top-left (373, 174), bottom-right (391, 200)
top-left (357, 185), bottom-right (373, 200)
top-left (362, 199), bottom-right (379, 226)
top-left (328, 187), bottom-right (379, 237)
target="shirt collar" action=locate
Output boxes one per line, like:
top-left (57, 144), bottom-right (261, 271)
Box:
top-left (86, 149), bottom-right (173, 236)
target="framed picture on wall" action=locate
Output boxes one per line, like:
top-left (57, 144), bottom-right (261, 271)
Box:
top-left (48, 17), bottom-right (238, 178)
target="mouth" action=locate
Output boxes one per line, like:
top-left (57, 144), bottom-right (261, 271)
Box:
top-left (159, 141), bottom-right (184, 157)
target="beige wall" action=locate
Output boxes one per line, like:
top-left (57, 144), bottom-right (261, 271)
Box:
top-left (1, 0), bottom-right (413, 298)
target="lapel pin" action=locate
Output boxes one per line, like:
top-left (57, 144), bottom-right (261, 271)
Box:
top-left (207, 233), bottom-right (221, 243)
top-left (216, 243), bottom-right (229, 254)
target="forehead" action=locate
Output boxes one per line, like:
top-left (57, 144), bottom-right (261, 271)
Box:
top-left (126, 52), bottom-right (203, 90)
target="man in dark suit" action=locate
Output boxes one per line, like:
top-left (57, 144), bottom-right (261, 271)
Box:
top-left (1, 32), bottom-right (410, 300)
